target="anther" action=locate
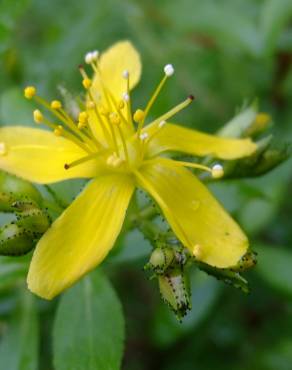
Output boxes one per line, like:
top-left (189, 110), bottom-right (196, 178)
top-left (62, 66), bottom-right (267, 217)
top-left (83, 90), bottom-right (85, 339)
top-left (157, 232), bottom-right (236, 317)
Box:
top-left (78, 111), bottom-right (88, 129)
top-left (0, 143), bottom-right (7, 156)
top-left (86, 101), bottom-right (96, 109)
top-left (133, 109), bottom-right (145, 123)
top-left (107, 154), bottom-right (123, 168)
top-left (24, 86), bottom-right (36, 99)
top-left (51, 100), bottom-right (62, 109)
top-left (118, 100), bottom-right (125, 110)
top-left (64, 163), bottom-right (70, 170)
top-left (158, 120), bottom-right (166, 128)
top-left (54, 125), bottom-right (63, 137)
top-left (122, 70), bottom-right (129, 79)
top-left (164, 64), bottom-right (175, 77)
top-left (109, 112), bottom-right (121, 125)
top-left (78, 111), bottom-right (88, 124)
top-left (85, 52), bottom-right (93, 64)
top-left (82, 78), bottom-right (92, 89)
top-left (122, 92), bottom-right (130, 102)
top-left (211, 164), bottom-right (224, 179)
top-left (33, 109), bottom-right (43, 124)
top-left (99, 105), bottom-right (109, 116)
top-left (91, 50), bottom-right (99, 61)
top-left (139, 132), bottom-right (149, 142)
top-left (188, 94), bottom-right (195, 101)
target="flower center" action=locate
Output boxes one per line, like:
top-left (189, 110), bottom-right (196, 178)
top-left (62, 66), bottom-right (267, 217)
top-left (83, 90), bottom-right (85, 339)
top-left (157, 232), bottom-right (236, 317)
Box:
top-left (21, 50), bottom-right (223, 179)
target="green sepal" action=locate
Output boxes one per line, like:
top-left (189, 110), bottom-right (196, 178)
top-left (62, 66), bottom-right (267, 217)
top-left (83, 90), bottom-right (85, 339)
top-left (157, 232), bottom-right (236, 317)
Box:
top-left (197, 261), bottom-right (250, 293)
top-left (0, 223), bottom-right (36, 256)
top-left (223, 139), bottom-right (290, 179)
top-left (0, 171), bottom-right (51, 256)
top-left (0, 171), bottom-right (42, 206)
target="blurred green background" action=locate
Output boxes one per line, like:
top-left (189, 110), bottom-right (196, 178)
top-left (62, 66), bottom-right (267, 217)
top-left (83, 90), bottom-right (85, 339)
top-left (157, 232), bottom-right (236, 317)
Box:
top-left (0, 0), bottom-right (292, 369)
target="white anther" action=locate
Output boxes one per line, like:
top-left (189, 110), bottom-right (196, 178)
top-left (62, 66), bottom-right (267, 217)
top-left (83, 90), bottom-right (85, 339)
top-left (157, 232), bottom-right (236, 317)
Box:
top-left (164, 64), bottom-right (174, 76)
top-left (122, 70), bottom-right (129, 79)
top-left (158, 120), bottom-right (166, 128)
top-left (139, 133), bottom-right (149, 141)
top-left (122, 92), bottom-right (130, 102)
top-left (85, 52), bottom-right (93, 64)
top-left (0, 142), bottom-right (7, 156)
top-left (91, 50), bottom-right (99, 61)
top-left (211, 164), bottom-right (224, 179)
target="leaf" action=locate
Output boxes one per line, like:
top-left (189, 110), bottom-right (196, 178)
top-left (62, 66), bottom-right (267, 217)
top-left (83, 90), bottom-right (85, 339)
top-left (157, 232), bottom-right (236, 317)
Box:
top-left (53, 269), bottom-right (125, 370)
top-left (0, 290), bottom-right (39, 370)
top-left (260, 0), bottom-right (292, 54)
top-left (0, 255), bottom-right (28, 289)
top-left (256, 244), bottom-right (292, 297)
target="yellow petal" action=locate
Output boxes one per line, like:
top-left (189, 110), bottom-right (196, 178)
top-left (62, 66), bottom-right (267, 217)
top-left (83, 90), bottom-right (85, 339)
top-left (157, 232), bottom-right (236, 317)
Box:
top-left (145, 123), bottom-right (257, 160)
top-left (27, 174), bottom-right (135, 299)
top-left (91, 40), bottom-right (142, 103)
top-left (0, 126), bottom-right (104, 183)
top-left (136, 158), bottom-right (248, 268)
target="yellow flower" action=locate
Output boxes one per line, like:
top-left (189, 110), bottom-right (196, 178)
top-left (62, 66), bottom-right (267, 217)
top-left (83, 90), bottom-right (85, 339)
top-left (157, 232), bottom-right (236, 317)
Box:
top-left (0, 41), bottom-right (257, 299)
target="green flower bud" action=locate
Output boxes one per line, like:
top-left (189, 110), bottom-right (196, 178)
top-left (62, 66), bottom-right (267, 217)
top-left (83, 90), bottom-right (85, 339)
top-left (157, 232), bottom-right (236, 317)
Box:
top-left (158, 267), bottom-right (191, 320)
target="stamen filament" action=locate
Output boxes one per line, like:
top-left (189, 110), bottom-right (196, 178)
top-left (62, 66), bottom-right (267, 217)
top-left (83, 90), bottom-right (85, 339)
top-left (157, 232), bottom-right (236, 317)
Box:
top-left (64, 150), bottom-right (106, 169)
top-left (170, 160), bottom-right (212, 174)
top-left (117, 125), bottom-right (129, 163)
top-left (34, 95), bottom-right (95, 148)
top-left (87, 91), bottom-right (112, 146)
top-left (143, 74), bottom-right (168, 124)
top-left (124, 73), bottom-right (134, 129)
top-left (106, 119), bottom-right (120, 156)
top-left (148, 95), bottom-right (194, 129)
top-left (40, 117), bottom-right (91, 153)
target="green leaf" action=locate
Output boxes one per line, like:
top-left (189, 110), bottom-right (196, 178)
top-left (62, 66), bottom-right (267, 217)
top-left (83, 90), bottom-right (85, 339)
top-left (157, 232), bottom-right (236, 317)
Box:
top-left (256, 244), bottom-right (292, 297)
top-left (53, 269), bottom-right (125, 370)
top-left (0, 255), bottom-right (28, 289)
top-left (260, 0), bottom-right (292, 54)
top-left (0, 290), bottom-right (39, 370)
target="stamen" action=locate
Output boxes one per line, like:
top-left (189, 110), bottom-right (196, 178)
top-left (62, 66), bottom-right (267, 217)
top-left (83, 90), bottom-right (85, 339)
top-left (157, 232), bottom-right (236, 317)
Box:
top-left (122, 92), bottom-right (130, 102)
top-left (64, 150), bottom-right (105, 170)
top-left (109, 112), bottom-right (121, 126)
top-left (141, 64), bottom-right (175, 126)
top-left (165, 160), bottom-right (213, 175)
top-left (33, 109), bottom-right (43, 124)
top-left (143, 120), bottom-right (167, 146)
top-left (148, 95), bottom-right (194, 128)
top-left (122, 70), bottom-right (129, 79)
top-left (133, 109), bottom-right (145, 124)
top-left (87, 91), bottom-right (112, 146)
top-left (24, 86), bottom-right (36, 99)
top-left (164, 64), bottom-right (175, 76)
top-left (109, 112), bottom-right (129, 162)
top-left (107, 153), bottom-right (124, 168)
top-left (211, 164), bottom-right (224, 179)
top-left (51, 100), bottom-right (62, 110)
top-left (82, 78), bottom-right (92, 89)
top-left (85, 52), bottom-right (93, 64)
top-left (121, 71), bottom-right (134, 129)
top-left (139, 133), bottom-right (149, 142)
top-left (91, 50), bottom-right (99, 61)
top-left (54, 125), bottom-right (63, 137)
top-left (0, 143), bottom-right (7, 156)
